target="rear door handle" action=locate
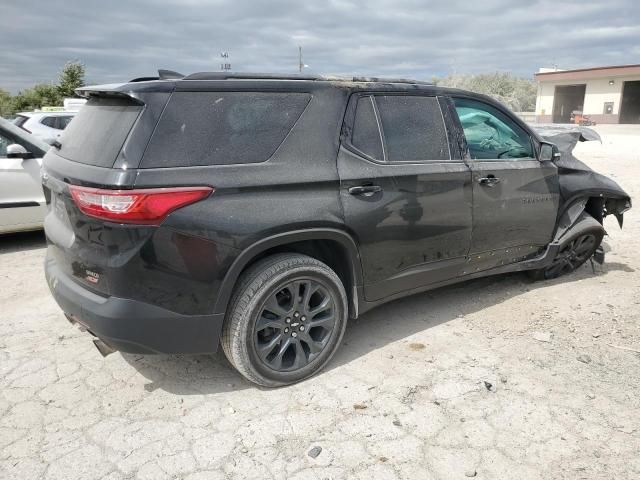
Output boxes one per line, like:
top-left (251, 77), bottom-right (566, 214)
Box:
top-left (478, 176), bottom-right (500, 187)
top-left (348, 185), bottom-right (382, 196)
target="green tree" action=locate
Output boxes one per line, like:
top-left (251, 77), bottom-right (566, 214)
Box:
top-left (433, 72), bottom-right (537, 112)
top-left (12, 83), bottom-right (61, 113)
top-left (0, 89), bottom-right (14, 117)
top-left (0, 61), bottom-right (86, 117)
top-left (57, 61), bottom-right (85, 98)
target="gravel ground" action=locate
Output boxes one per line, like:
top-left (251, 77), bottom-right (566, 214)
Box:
top-left (1, 125), bottom-right (639, 480)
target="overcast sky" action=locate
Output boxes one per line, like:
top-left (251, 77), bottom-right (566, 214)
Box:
top-left (2, 0), bottom-right (639, 92)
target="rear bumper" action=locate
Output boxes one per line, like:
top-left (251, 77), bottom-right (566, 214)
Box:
top-left (45, 254), bottom-right (224, 354)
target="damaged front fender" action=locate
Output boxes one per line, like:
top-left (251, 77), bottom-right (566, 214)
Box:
top-left (531, 124), bottom-right (632, 229)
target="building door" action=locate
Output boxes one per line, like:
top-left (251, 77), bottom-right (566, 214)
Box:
top-left (620, 81), bottom-right (640, 124)
top-left (552, 85), bottom-right (586, 123)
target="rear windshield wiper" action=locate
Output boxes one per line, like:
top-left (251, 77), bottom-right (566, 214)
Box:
top-left (51, 140), bottom-right (62, 149)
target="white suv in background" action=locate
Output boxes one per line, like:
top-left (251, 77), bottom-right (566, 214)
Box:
top-left (13, 111), bottom-right (76, 142)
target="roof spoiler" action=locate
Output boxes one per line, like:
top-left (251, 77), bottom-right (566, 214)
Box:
top-left (129, 69), bottom-right (185, 82)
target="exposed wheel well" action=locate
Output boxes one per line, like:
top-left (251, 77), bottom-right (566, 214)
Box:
top-left (585, 196), bottom-right (605, 224)
top-left (233, 239), bottom-right (358, 318)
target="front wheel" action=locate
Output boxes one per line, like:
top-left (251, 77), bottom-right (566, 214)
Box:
top-left (530, 225), bottom-right (604, 280)
top-left (221, 253), bottom-right (348, 387)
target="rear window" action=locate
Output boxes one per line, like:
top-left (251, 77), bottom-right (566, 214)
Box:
top-left (13, 115), bottom-right (29, 128)
top-left (140, 92), bottom-right (311, 168)
top-left (57, 97), bottom-right (142, 167)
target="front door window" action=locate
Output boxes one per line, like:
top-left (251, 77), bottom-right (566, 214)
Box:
top-left (453, 97), bottom-right (533, 160)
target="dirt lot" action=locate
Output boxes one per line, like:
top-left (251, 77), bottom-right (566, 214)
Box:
top-left (1, 125), bottom-right (639, 480)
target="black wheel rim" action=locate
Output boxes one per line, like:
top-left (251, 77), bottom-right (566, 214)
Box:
top-left (545, 233), bottom-right (597, 279)
top-left (253, 278), bottom-right (336, 372)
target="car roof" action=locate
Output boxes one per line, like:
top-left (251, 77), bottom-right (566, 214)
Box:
top-left (77, 70), bottom-right (488, 99)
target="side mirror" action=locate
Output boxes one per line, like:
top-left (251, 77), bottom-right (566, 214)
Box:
top-left (539, 142), bottom-right (560, 162)
top-left (6, 144), bottom-right (33, 159)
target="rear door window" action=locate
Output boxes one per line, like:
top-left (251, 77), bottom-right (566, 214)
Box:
top-left (57, 97), bottom-right (142, 167)
top-left (41, 116), bottom-right (58, 128)
top-left (351, 96), bottom-right (383, 161)
top-left (375, 95), bottom-right (450, 162)
top-left (140, 92), bottom-right (311, 168)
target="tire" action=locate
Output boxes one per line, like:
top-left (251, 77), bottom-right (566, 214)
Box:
top-left (221, 253), bottom-right (348, 387)
top-left (529, 221), bottom-right (604, 281)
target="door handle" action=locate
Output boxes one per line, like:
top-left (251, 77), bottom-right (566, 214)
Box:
top-left (478, 176), bottom-right (500, 187)
top-left (348, 185), bottom-right (382, 196)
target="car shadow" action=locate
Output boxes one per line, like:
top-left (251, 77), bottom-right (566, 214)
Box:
top-left (0, 230), bottom-right (46, 254)
top-left (327, 260), bottom-right (632, 372)
top-left (122, 253), bottom-right (633, 394)
top-left (120, 350), bottom-right (249, 395)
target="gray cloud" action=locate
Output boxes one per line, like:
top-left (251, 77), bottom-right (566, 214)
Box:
top-left (2, 0), bottom-right (639, 92)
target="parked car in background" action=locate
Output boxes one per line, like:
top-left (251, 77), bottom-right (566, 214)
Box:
top-left (13, 111), bottom-right (76, 143)
top-left (43, 72), bottom-right (631, 386)
top-left (0, 116), bottom-right (49, 233)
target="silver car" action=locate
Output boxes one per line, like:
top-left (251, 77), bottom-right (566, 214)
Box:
top-left (0, 116), bottom-right (49, 233)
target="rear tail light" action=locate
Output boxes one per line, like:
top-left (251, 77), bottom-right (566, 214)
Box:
top-left (69, 185), bottom-right (213, 225)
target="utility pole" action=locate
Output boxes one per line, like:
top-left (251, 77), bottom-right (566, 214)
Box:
top-left (298, 46), bottom-right (303, 73)
top-left (220, 52), bottom-right (231, 72)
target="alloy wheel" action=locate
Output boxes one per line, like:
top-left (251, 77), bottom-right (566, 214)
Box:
top-left (253, 278), bottom-right (337, 372)
top-left (545, 233), bottom-right (597, 279)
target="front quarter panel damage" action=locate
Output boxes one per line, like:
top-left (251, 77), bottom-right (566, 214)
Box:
top-left (532, 125), bottom-right (631, 230)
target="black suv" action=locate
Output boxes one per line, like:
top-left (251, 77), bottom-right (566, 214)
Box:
top-left (43, 72), bottom-right (631, 386)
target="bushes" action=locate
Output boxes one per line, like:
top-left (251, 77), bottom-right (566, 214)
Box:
top-left (433, 72), bottom-right (536, 112)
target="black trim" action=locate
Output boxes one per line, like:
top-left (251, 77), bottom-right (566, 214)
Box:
top-left (0, 201), bottom-right (40, 209)
top-left (213, 228), bottom-right (363, 314)
top-left (46, 256), bottom-right (223, 354)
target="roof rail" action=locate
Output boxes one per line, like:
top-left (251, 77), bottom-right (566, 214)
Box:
top-left (183, 72), bottom-right (322, 81)
top-left (181, 72), bottom-right (433, 85)
top-left (347, 76), bottom-right (433, 86)
top-left (127, 71), bottom-right (433, 86)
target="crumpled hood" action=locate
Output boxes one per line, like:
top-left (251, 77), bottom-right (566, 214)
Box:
top-left (530, 124), bottom-right (600, 171)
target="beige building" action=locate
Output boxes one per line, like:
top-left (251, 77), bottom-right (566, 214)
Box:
top-left (535, 64), bottom-right (640, 124)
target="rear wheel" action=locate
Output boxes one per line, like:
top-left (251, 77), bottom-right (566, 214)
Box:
top-left (221, 253), bottom-right (348, 387)
top-left (530, 225), bottom-right (604, 280)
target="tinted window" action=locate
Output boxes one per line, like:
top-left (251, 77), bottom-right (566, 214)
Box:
top-left (58, 116), bottom-right (73, 129)
top-left (375, 95), bottom-right (450, 162)
top-left (41, 116), bottom-right (58, 128)
top-left (141, 92), bottom-right (311, 168)
top-left (453, 97), bottom-right (533, 160)
top-left (351, 96), bottom-right (383, 160)
top-left (13, 115), bottom-right (29, 128)
top-left (57, 97), bottom-right (142, 167)
top-left (0, 133), bottom-right (10, 156)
